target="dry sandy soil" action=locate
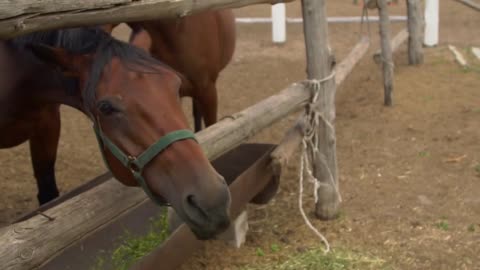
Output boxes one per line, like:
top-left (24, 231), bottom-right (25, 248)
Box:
top-left (0, 1), bottom-right (479, 269)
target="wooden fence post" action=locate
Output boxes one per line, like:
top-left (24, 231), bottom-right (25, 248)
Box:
top-left (406, 0), bottom-right (424, 65)
top-left (378, 0), bottom-right (395, 106)
top-left (455, 0), bottom-right (480, 11)
top-left (373, 28), bottom-right (408, 64)
top-left (301, 0), bottom-right (340, 220)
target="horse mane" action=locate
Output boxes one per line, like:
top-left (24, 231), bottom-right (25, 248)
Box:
top-left (8, 27), bottom-right (165, 110)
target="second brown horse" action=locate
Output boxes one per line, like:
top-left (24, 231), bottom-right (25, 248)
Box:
top-left (125, 10), bottom-right (236, 131)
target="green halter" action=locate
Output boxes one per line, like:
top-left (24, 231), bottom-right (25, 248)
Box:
top-left (93, 122), bottom-right (197, 206)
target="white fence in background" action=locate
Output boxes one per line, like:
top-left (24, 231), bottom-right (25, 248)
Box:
top-left (235, 3), bottom-right (408, 44)
top-left (424, 0), bottom-right (439, 46)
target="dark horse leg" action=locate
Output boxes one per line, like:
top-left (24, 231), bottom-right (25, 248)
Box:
top-left (192, 99), bottom-right (203, 132)
top-left (29, 106), bottom-right (61, 205)
top-left (193, 81), bottom-right (218, 132)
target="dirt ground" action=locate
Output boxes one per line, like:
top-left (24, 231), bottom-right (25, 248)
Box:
top-left (1, 1), bottom-right (479, 269)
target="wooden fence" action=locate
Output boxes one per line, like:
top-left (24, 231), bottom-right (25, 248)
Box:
top-left (0, 0), bottom-right (424, 269)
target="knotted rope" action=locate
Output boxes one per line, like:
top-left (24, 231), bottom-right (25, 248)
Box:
top-left (298, 73), bottom-right (341, 254)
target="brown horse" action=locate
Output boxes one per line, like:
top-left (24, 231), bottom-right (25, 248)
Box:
top-left (127, 10), bottom-right (236, 131)
top-left (0, 27), bottom-right (230, 239)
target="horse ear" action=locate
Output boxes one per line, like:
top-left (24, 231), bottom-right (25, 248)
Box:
top-left (28, 44), bottom-right (74, 71)
top-left (99, 24), bottom-right (118, 34)
top-left (129, 27), bottom-right (152, 52)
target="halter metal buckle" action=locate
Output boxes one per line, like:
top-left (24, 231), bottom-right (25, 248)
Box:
top-left (127, 155), bottom-right (141, 174)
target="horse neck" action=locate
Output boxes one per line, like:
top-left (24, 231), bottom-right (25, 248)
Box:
top-left (0, 42), bottom-right (84, 111)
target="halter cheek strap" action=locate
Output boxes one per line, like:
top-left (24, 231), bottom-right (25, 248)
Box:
top-left (93, 123), bottom-right (197, 206)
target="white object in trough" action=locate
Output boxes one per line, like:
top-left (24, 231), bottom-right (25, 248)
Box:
top-left (272, 3), bottom-right (286, 44)
top-left (448, 45), bottom-right (468, 67)
top-left (218, 210), bottom-right (249, 248)
top-left (424, 0), bottom-right (439, 46)
top-left (472, 47), bottom-right (480, 60)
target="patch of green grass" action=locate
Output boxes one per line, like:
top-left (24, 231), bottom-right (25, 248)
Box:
top-left (241, 247), bottom-right (386, 270)
top-left (337, 210), bottom-right (347, 220)
top-left (92, 209), bottom-right (169, 270)
top-left (436, 220), bottom-right (450, 231)
top-left (468, 224), bottom-right (476, 232)
top-left (459, 66), bottom-right (472, 73)
top-left (423, 95), bottom-right (434, 102)
top-left (430, 56), bottom-right (448, 66)
top-left (458, 64), bottom-right (480, 74)
top-left (418, 151), bottom-right (429, 158)
top-left (256, 247), bottom-right (266, 257)
top-left (475, 164), bottom-right (480, 174)
top-left (270, 244), bottom-right (281, 253)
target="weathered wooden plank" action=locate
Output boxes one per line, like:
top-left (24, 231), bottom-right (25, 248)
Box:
top-left (0, 0), bottom-right (131, 20)
top-left (406, 0), bottom-right (424, 65)
top-left (472, 47), bottom-right (480, 60)
top-left (196, 83), bottom-right (308, 160)
top-left (336, 37), bottom-right (370, 86)
top-left (448, 45), bottom-right (468, 67)
top-left (373, 28), bottom-right (408, 64)
top-left (455, 0), bottom-right (480, 11)
top-left (378, 0), bottom-right (395, 106)
top-left (0, 35), bottom-right (370, 270)
top-left (301, 0), bottom-right (340, 220)
top-left (0, 180), bottom-right (148, 270)
top-left (0, 0), bottom-right (295, 39)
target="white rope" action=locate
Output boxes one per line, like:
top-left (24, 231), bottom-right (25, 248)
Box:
top-left (378, 55), bottom-right (395, 69)
top-left (298, 74), bottom-right (341, 254)
top-left (303, 76), bottom-right (341, 203)
top-left (299, 140), bottom-right (331, 253)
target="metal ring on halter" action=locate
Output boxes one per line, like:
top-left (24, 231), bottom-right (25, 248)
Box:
top-left (127, 155), bottom-right (141, 174)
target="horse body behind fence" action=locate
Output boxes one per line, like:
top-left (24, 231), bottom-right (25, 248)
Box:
top-left (0, 27), bottom-right (231, 239)
top-left (128, 9), bottom-right (236, 131)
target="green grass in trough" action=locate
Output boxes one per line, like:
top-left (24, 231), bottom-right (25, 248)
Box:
top-left (92, 209), bottom-right (169, 270)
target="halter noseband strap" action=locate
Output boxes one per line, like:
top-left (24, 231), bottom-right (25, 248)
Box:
top-left (93, 123), bottom-right (197, 206)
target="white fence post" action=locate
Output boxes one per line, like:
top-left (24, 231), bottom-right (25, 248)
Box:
top-left (424, 0), bottom-right (439, 46)
top-left (272, 3), bottom-right (286, 43)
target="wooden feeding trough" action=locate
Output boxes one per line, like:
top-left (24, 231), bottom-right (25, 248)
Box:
top-left (30, 143), bottom-right (278, 270)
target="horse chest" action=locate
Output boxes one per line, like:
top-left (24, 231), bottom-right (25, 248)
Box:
top-left (0, 99), bottom-right (44, 148)
top-left (0, 121), bottom-right (36, 148)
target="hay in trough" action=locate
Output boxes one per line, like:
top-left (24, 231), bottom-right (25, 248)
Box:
top-left (92, 209), bottom-right (169, 270)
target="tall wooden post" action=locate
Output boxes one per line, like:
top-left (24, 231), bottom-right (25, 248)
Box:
top-left (406, 0), bottom-right (424, 65)
top-left (378, 0), bottom-right (395, 106)
top-left (301, 0), bottom-right (340, 220)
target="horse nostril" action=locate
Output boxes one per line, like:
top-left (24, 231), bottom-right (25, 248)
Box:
top-left (186, 194), bottom-right (196, 207)
top-left (185, 194), bottom-right (208, 219)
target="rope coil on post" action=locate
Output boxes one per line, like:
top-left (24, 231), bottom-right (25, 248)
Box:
top-left (380, 57), bottom-right (395, 70)
top-left (298, 73), bottom-right (341, 254)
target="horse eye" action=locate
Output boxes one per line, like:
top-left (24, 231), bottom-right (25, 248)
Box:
top-left (97, 100), bottom-right (119, 116)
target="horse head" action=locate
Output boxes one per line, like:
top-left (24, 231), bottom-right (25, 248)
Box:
top-left (29, 27), bottom-right (231, 239)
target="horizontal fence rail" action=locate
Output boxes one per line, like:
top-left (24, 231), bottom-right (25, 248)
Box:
top-left (0, 0), bottom-right (295, 39)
